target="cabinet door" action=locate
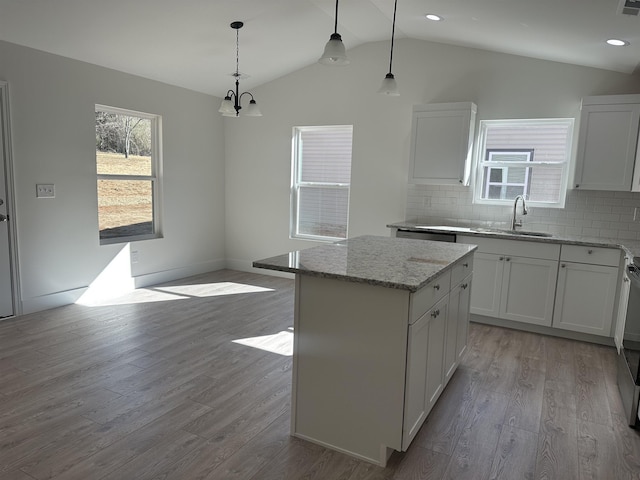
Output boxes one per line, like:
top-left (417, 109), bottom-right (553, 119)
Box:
top-left (425, 298), bottom-right (447, 414)
top-left (615, 269), bottom-right (630, 353)
top-left (403, 310), bottom-right (429, 448)
top-left (574, 103), bottom-right (640, 191)
top-left (553, 262), bottom-right (618, 336)
top-left (444, 284), bottom-right (460, 385)
top-left (408, 103), bottom-right (476, 185)
top-left (456, 276), bottom-right (472, 362)
top-left (469, 253), bottom-right (503, 317)
top-left (500, 256), bottom-right (558, 327)
top-left (402, 296), bottom-right (448, 450)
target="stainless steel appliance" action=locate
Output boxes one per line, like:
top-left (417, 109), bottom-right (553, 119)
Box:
top-left (395, 229), bottom-right (457, 242)
top-left (618, 259), bottom-right (640, 427)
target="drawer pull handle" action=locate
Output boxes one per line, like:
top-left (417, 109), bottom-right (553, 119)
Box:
top-left (461, 283), bottom-right (468, 289)
top-left (434, 284), bottom-right (440, 291)
top-left (431, 309), bottom-right (440, 318)
top-left (463, 262), bottom-right (469, 268)
top-left (499, 257), bottom-right (504, 261)
top-left (506, 257), bottom-right (511, 262)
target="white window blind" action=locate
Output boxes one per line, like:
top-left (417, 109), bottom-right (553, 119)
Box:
top-left (291, 125), bottom-right (353, 241)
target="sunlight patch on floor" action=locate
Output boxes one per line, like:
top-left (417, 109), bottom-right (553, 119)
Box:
top-left (232, 329), bottom-right (293, 356)
top-left (77, 282), bottom-right (274, 307)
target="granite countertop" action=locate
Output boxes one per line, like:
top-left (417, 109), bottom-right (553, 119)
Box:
top-left (253, 235), bottom-right (476, 292)
top-left (388, 220), bottom-right (640, 259)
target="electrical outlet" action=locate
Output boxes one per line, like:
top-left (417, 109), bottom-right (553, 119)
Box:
top-left (36, 184), bottom-right (55, 198)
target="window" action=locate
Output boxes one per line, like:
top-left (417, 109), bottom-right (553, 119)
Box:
top-left (474, 119), bottom-right (574, 208)
top-left (291, 125), bottom-right (353, 241)
top-left (95, 105), bottom-right (162, 244)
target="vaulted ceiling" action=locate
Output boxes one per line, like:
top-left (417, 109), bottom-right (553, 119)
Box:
top-left (0, 0), bottom-right (638, 96)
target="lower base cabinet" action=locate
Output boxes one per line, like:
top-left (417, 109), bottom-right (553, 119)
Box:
top-left (292, 254), bottom-right (474, 466)
top-left (553, 261), bottom-right (618, 336)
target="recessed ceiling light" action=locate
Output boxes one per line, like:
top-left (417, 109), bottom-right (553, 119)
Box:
top-left (425, 14), bottom-right (443, 21)
top-left (606, 38), bottom-right (629, 46)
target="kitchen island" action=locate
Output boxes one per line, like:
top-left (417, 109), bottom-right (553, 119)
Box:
top-left (253, 235), bottom-right (476, 466)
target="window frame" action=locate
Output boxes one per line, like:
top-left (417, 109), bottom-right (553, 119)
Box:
top-left (95, 104), bottom-right (163, 245)
top-left (482, 149), bottom-right (534, 200)
top-left (473, 118), bottom-right (574, 208)
top-left (290, 125), bottom-right (353, 242)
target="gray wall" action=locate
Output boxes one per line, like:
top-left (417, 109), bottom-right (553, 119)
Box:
top-left (224, 38), bottom-right (640, 271)
top-left (0, 40), bottom-right (226, 313)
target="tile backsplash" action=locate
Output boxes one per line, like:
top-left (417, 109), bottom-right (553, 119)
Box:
top-left (406, 184), bottom-right (640, 241)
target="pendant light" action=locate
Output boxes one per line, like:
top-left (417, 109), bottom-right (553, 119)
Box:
top-left (218, 21), bottom-right (262, 117)
top-left (378, 0), bottom-right (400, 96)
top-left (319, 0), bottom-right (350, 65)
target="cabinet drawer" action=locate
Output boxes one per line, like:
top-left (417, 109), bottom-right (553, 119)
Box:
top-left (451, 256), bottom-right (473, 286)
top-left (410, 271), bottom-right (451, 324)
top-left (458, 236), bottom-right (560, 260)
top-left (560, 245), bottom-right (621, 267)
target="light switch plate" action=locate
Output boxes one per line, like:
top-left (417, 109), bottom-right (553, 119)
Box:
top-left (36, 184), bottom-right (55, 198)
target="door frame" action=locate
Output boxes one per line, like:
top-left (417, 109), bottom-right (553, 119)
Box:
top-left (0, 81), bottom-right (21, 317)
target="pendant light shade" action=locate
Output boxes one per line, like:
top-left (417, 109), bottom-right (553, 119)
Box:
top-left (319, 0), bottom-right (350, 66)
top-left (379, 0), bottom-right (400, 95)
top-left (378, 73), bottom-right (400, 96)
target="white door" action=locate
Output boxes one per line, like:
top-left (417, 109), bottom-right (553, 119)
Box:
top-left (0, 83), bottom-right (15, 318)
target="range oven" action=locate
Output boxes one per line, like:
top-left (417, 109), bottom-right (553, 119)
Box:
top-left (618, 260), bottom-right (640, 427)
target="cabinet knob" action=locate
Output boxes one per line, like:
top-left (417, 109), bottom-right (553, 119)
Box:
top-left (506, 257), bottom-right (511, 262)
top-left (499, 257), bottom-right (504, 261)
top-left (561, 263), bottom-right (566, 268)
top-left (462, 283), bottom-right (468, 289)
top-left (575, 184), bottom-right (580, 188)
top-left (431, 309), bottom-right (440, 318)
top-left (587, 249), bottom-right (593, 254)
top-left (434, 284), bottom-right (440, 291)
top-left (463, 262), bottom-right (469, 268)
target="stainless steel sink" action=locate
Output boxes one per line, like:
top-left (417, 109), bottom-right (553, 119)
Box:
top-left (508, 230), bottom-right (553, 237)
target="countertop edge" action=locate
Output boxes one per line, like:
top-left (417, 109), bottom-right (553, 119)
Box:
top-left (253, 243), bottom-right (477, 293)
top-left (387, 221), bottom-right (639, 258)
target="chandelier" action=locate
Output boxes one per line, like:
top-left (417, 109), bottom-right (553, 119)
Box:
top-left (218, 21), bottom-right (262, 117)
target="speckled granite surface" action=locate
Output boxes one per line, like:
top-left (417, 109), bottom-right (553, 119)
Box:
top-left (253, 235), bottom-right (476, 292)
top-left (388, 221), bottom-right (640, 259)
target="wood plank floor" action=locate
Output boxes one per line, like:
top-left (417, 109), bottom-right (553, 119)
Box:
top-left (1, 269), bottom-right (639, 479)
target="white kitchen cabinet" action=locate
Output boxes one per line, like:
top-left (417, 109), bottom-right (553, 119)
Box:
top-left (408, 102), bottom-right (477, 185)
top-left (574, 95), bottom-right (640, 191)
top-left (553, 245), bottom-right (621, 336)
top-left (404, 295), bottom-right (448, 448)
top-left (458, 236), bottom-right (560, 327)
top-left (292, 252), bottom-right (474, 466)
top-left (615, 256), bottom-right (632, 353)
top-left (446, 273), bottom-right (472, 384)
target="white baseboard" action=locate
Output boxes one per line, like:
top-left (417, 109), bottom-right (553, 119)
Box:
top-left (21, 259), bottom-right (227, 314)
top-left (22, 286), bottom-right (88, 315)
top-left (133, 259), bottom-right (226, 288)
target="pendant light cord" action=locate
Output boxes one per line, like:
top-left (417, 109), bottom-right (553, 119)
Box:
top-left (388, 0), bottom-right (398, 74)
top-left (334, 0), bottom-right (339, 34)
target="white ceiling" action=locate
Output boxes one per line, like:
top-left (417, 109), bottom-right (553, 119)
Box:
top-left (0, 0), bottom-right (639, 97)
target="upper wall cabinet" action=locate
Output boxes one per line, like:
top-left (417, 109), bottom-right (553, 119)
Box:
top-left (574, 95), bottom-right (640, 191)
top-left (408, 102), bottom-right (477, 186)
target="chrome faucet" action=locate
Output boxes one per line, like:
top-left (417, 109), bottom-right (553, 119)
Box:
top-left (511, 194), bottom-right (528, 230)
